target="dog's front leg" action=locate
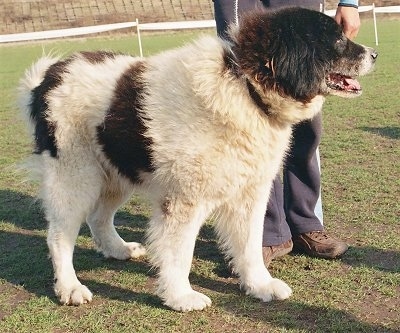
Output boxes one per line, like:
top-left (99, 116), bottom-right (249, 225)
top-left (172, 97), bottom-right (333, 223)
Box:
top-left (146, 199), bottom-right (212, 311)
top-left (215, 190), bottom-right (292, 302)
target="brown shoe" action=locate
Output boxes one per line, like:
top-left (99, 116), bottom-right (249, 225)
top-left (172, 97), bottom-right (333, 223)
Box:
top-left (262, 239), bottom-right (293, 267)
top-left (292, 231), bottom-right (348, 259)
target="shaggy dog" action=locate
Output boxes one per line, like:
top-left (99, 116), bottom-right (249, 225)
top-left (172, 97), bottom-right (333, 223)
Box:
top-left (18, 7), bottom-right (377, 311)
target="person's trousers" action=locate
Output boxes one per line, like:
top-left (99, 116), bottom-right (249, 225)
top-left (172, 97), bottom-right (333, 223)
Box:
top-left (213, 0), bottom-right (325, 246)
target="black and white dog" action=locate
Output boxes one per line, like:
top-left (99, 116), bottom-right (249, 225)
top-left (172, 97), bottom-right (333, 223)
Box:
top-left (19, 8), bottom-right (376, 311)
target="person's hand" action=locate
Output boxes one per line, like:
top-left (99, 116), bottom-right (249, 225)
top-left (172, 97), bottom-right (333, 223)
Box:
top-left (335, 6), bottom-right (360, 40)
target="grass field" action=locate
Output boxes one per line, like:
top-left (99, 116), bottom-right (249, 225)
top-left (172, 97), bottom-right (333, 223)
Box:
top-left (0, 19), bottom-right (399, 333)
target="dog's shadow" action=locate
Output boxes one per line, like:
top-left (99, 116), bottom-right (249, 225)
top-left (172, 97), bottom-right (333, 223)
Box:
top-left (216, 294), bottom-right (400, 333)
top-left (359, 126), bottom-right (400, 140)
top-left (1, 188), bottom-right (399, 289)
top-left (0, 189), bottom-right (157, 305)
top-left (1, 189), bottom-right (399, 332)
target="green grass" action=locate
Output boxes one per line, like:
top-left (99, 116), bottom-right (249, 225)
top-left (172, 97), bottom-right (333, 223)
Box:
top-left (1, 19), bottom-right (399, 332)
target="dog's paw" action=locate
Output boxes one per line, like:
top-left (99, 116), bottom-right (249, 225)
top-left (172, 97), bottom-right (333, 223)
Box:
top-left (246, 278), bottom-right (292, 302)
top-left (55, 282), bottom-right (93, 306)
top-left (164, 290), bottom-right (212, 312)
top-left (125, 241), bottom-right (147, 258)
top-left (104, 241), bottom-right (146, 260)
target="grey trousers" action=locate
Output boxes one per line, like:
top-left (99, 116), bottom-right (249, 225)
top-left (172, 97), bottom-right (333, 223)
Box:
top-left (213, 0), bottom-right (325, 246)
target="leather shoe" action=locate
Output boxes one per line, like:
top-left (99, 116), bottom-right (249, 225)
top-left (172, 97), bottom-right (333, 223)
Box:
top-left (262, 239), bottom-right (293, 267)
top-left (292, 231), bottom-right (348, 259)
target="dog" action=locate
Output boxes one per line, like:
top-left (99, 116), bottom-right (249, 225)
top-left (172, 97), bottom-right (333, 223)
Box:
top-left (18, 7), bottom-right (377, 311)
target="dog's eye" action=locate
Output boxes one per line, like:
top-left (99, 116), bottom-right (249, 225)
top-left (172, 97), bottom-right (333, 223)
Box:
top-left (336, 35), bottom-right (346, 44)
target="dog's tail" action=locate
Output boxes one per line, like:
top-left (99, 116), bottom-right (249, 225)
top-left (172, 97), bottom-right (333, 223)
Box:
top-left (18, 56), bottom-right (60, 133)
top-left (17, 56), bottom-right (60, 184)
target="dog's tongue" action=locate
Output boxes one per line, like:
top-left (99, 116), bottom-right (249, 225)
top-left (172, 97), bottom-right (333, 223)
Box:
top-left (344, 77), bottom-right (361, 90)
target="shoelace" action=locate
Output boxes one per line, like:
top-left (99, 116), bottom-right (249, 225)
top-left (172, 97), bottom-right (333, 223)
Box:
top-left (306, 231), bottom-right (331, 241)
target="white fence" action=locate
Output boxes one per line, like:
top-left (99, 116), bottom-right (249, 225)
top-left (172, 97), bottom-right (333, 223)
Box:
top-left (1, 5), bottom-right (399, 52)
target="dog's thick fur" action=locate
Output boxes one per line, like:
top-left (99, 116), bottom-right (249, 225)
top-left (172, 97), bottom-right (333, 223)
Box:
top-left (18, 8), bottom-right (376, 311)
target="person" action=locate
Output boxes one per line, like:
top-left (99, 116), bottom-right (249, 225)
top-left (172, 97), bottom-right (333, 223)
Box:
top-left (213, 0), bottom-right (361, 266)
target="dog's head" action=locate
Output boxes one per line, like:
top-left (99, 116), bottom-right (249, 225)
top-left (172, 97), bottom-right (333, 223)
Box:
top-left (230, 7), bottom-right (377, 103)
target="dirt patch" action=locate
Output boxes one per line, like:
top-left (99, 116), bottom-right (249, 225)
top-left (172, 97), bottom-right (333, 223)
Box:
top-left (0, 283), bottom-right (32, 320)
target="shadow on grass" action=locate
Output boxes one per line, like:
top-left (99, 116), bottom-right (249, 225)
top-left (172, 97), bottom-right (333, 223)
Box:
top-left (1, 189), bottom-right (399, 332)
top-left (220, 296), bottom-right (400, 333)
top-left (0, 188), bottom-right (153, 302)
top-left (0, 189), bottom-right (149, 236)
top-left (0, 230), bottom-right (154, 300)
top-left (0, 189), bottom-right (46, 231)
top-left (343, 245), bottom-right (400, 273)
top-left (359, 126), bottom-right (400, 139)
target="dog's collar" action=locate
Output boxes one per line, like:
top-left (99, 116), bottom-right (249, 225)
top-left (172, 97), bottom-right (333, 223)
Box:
top-left (223, 47), bottom-right (241, 77)
top-left (246, 79), bottom-right (272, 117)
top-left (223, 48), bottom-right (272, 117)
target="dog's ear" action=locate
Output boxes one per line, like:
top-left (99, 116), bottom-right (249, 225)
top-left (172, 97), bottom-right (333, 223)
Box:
top-left (270, 33), bottom-right (325, 101)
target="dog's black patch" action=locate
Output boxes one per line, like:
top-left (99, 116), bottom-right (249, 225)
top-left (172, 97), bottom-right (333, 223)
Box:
top-left (30, 59), bottom-right (72, 157)
top-left (97, 61), bottom-right (154, 183)
top-left (80, 51), bottom-right (118, 64)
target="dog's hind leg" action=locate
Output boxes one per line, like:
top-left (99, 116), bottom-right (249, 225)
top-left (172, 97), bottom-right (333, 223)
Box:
top-left (147, 198), bottom-right (213, 311)
top-left (215, 190), bottom-right (292, 302)
top-left (42, 156), bottom-right (102, 306)
top-left (86, 183), bottom-right (146, 260)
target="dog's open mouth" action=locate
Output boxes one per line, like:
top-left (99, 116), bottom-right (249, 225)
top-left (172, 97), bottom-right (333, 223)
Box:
top-left (326, 73), bottom-right (362, 95)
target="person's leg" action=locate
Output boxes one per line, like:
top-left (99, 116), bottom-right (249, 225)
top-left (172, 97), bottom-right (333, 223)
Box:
top-left (214, 0), bottom-right (347, 263)
top-left (263, 0), bottom-right (324, 237)
top-left (262, 177), bottom-right (293, 266)
top-left (314, 147), bottom-right (324, 224)
top-left (262, 0), bottom-right (348, 261)
top-left (260, 0), bottom-right (323, 266)
top-left (263, 0), bottom-right (321, 11)
top-left (214, 0), bottom-right (264, 39)
top-left (284, 114), bottom-right (324, 233)
top-left (262, 178), bottom-right (292, 246)
top-left (284, 114), bottom-right (348, 258)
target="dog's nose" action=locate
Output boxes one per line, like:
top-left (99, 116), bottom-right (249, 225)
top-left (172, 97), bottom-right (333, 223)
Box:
top-left (371, 50), bottom-right (378, 61)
